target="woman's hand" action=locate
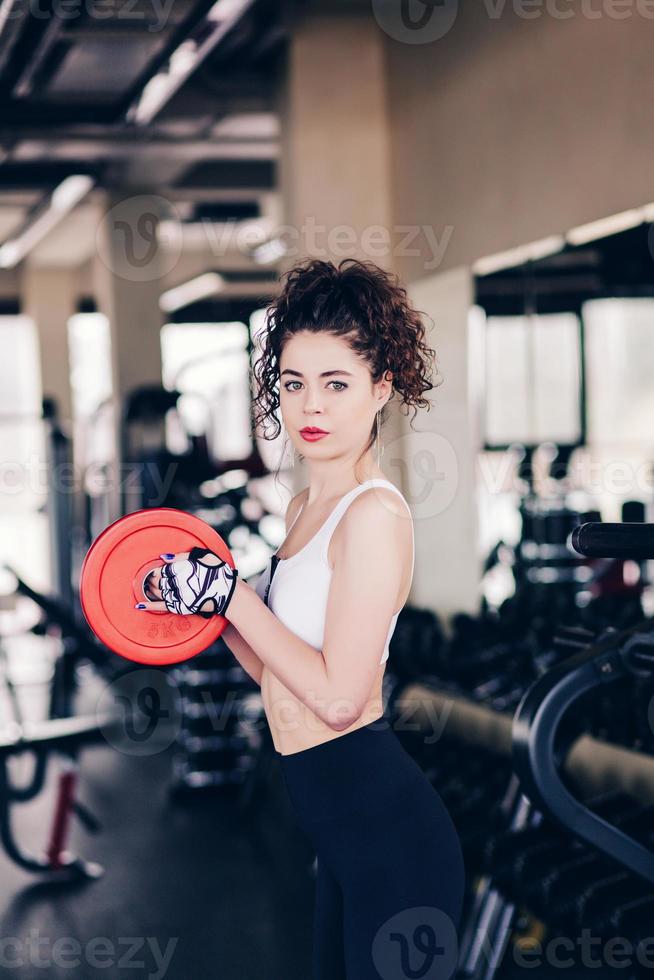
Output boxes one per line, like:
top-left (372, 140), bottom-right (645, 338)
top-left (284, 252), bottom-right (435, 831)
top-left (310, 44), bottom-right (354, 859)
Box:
top-left (135, 547), bottom-right (238, 620)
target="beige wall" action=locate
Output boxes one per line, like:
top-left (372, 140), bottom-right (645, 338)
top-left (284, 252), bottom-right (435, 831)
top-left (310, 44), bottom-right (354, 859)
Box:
top-left (22, 266), bottom-right (77, 428)
top-left (405, 265), bottom-right (482, 617)
top-left (384, 1), bottom-right (654, 282)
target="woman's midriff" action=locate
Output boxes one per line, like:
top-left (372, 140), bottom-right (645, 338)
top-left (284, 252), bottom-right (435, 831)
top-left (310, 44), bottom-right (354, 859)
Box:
top-left (261, 661), bottom-right (387, 756)
top-left (262, 484), bottom-right (411, 756)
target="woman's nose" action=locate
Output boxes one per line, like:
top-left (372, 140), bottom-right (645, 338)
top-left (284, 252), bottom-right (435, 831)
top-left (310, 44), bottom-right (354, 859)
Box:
top-left (303, 391), bottom-right (324, 412)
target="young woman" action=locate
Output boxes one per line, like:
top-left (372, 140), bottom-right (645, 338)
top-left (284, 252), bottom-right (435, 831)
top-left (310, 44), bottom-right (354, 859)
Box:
top-left (138, 258), bottom-right (465, 980)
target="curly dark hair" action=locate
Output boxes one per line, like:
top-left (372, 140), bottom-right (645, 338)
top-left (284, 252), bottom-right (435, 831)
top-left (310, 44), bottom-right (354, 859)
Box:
top-left (251, 257), bottom-right (442, 465)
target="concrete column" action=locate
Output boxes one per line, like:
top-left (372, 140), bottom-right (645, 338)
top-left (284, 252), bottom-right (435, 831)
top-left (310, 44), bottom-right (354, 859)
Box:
top-left (93, 191), bottom-right (166, 518)
top-left (406, 266), bottom-right (482, 621)
top-left (280, 10), bottom-right (394, 271)
top-left (278, 8), bottom-right (403, 494)
top-left (22, 265), bottom-right (78, 600)
top-left (23, 265), bottom-right (76, 429)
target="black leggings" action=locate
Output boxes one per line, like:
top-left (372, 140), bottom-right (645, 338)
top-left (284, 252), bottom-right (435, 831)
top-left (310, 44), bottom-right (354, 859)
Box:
top-left (277, 715), bottom-right (466, 980)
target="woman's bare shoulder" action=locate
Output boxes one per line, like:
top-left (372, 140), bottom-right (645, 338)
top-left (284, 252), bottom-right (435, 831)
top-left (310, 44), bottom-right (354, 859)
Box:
top-left (355, 485), bottom-right (410, 520)
top-left (337, 487), bottom-right (412, 552)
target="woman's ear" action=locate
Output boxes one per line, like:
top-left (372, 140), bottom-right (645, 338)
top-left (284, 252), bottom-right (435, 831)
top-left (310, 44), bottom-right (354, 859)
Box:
top-left (378, 370), bottom-right (393, 397)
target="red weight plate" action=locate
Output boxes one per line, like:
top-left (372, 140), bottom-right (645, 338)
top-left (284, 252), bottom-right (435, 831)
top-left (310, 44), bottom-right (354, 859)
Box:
top-left (80, 507), bottom-right (234, 666)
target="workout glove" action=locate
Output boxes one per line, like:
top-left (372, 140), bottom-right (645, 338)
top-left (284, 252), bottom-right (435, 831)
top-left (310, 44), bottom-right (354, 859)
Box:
top-left (158, 547), bottom-right (238, 619)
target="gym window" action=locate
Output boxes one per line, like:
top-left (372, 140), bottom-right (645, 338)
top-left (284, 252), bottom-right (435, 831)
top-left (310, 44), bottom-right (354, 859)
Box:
top-left (483, 312), bottom-right (583, 448)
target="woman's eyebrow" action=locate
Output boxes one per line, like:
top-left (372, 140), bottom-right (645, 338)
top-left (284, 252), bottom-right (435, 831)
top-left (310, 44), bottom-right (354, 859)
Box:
top-left (281, 369), bottom-right (354, 378)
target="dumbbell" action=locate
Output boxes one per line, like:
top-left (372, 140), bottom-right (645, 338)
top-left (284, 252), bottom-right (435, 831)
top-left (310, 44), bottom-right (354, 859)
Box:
top-left (80, 507), bottom-right (235, 666)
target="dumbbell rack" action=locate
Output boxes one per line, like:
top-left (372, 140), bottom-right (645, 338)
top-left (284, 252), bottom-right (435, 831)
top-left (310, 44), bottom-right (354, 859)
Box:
top-left (168, 636), bottom-right (264, 795)
top-left (386, 522), bottom-right (654, 979)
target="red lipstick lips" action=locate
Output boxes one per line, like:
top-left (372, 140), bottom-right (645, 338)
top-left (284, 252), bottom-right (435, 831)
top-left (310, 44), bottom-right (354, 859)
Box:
top-left (300, 427), bottom-right (329, 441)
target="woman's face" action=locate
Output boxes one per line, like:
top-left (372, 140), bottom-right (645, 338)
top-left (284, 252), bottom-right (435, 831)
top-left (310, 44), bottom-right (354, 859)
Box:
top-left (279, 330), bottom-right (391, 460)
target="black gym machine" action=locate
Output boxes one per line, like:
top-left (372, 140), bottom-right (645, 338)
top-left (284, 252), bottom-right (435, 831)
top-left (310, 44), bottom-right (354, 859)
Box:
top-left (0, 567), bottom-right (123, 880)
top-left (455, 521), bottom-right (654, 979)
top-left (0, 384), bottom-right (285, 878)
top-left (0, 398), bottom-right (124, 879)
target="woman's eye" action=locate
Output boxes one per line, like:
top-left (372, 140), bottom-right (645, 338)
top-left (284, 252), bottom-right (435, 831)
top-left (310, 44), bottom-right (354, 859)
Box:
top-left (283, 381), bottom-right (347, 392)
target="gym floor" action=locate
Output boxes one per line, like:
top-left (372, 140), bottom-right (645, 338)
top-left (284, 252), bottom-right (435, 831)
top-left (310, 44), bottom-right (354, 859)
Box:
top-left (0, 722), bottom-right (316, 980)
top-left (2, 727), bottom-right (641, 980)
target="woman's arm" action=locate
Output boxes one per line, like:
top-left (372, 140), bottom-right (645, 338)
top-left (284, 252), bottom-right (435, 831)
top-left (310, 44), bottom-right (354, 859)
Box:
top-left (219, 622), bottom-right (265, 686)
top-left (226, 490), bottom-right (406, 732)
top-left (220, 491), bottom-right (306, 686)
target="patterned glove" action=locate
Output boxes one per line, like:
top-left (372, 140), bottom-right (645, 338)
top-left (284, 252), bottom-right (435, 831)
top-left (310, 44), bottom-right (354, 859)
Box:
top-left (159, 547), bottom-right (238, 619)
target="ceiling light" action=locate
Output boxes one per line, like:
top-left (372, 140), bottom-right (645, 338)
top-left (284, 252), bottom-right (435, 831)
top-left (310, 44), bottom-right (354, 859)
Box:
top-left (160, 272), bottom-right (226, 313)
top-left (50, 174), bottom-right (95, 211)
top-left (473, 234), bottom-right (565, 276)
top-left (566, 208), bottom-right (644, 246)
top-left (250, 237), bottom-right (288, 265)
top-left (0, 174), bottom-right (94, 269)
top-left (128, 0), bottom-right (255, 126)
top-left (207, 0), bottom-right (250, 22)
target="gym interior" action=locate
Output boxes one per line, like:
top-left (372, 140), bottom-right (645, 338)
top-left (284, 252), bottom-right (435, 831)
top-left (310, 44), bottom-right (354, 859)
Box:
top-left (1, 1), bottom-right (654, 978)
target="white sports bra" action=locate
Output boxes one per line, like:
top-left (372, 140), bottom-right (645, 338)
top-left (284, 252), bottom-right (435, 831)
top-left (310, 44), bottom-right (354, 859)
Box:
top-left (253, 478), bottom-right (414, 664)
